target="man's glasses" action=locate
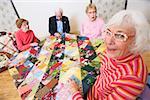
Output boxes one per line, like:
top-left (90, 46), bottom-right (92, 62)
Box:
top-left (104, 29), bottom-right (128, 42)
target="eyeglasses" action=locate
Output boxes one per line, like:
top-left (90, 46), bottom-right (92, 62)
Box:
top-left (104, 29), bottom-right (128, 42)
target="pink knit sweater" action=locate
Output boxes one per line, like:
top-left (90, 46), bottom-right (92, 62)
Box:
top-left (72, 52), bottom-right (147, 100)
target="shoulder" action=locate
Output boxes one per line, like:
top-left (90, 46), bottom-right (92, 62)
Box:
top-left (49, 16), bottom-right (56, 20)
top-left (27, 30), bottom-right (34, 34)
top-left (62, 16), bottom-right (69, 20)
top-left (130, 54), bottom-right (144, 65)
top-left (80, 20), bottom-right (88, 27)
top-left (28, 29), bottom-right (33, 32)
top-left (133, 54), bottom-right (147, 73)
top-left (96, 17), bottom-right (105, 24)
top-left (120, 54), bottom-right (147, 80)
top-left (15, 30), bottom-right (22, 36)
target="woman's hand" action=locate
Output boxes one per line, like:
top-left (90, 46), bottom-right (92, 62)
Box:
top-left (67, 79), bottom-right (80, 94)
top-left (55, 32), bottom-right (61, 38)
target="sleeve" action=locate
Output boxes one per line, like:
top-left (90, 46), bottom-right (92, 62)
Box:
top-left (72, 75), bottom-right (146, 100)
top-left (72, 91), bottom-right (84, 100)
top-left (72, 82), bottom-right (100, 100)
top-left (106, 75), bottom-right (146, 100)
top-left (94, 18), bottom-right (105, 39)
top-left (72, 85), bottom-right (101, 100)
top-left (65, 16), bottom-right (70, 33)
top-left (15, 32), bottom-right (30, 51)
top-left (49, 17), bottom-right (55, 35)
top-left (87, 80), bottom-right (101, 100)
top-left (32, 31), bottom-right (40, 43)
top-left (80, 22), bottom-right (84, 36)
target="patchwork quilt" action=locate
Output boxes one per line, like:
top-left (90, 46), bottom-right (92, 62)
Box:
top-left (0, 32), bottom-right (17, 72)
top-left (8, 34), bottom-right (105, 100)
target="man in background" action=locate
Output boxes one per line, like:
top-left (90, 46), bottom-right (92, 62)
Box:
top-left (49, 8), bottom-right (70, 36)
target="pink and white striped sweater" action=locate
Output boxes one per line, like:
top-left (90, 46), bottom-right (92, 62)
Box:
top-left (72, 52), bottom-right (147, 100)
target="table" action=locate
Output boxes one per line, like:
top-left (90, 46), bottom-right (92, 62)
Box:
top-left (8, 33), bottom-right (105, 99)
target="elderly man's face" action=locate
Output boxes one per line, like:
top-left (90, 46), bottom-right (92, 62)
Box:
top-left (56, 12), bottom-right (62, 21)
top-left (104, 25), bottom-right (135, 59)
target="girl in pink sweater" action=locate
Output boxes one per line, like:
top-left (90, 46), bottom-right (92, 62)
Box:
top-left (80, 4), bottom-right (104, 40)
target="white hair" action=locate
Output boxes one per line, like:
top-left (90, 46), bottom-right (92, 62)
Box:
top-left (104, 10), bottom-right (150, 53)
top-left (55, 8), bottom-right (63, 15)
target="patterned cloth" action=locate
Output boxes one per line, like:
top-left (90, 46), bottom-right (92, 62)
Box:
top-left (8, 34), bottom-right (104, 100)
top-left (0, 32), bottom-right (18, 72)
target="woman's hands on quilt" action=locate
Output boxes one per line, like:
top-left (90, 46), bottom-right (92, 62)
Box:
top-left (67, 79), bottom-right (80, 94)
top-left (55, 32), bottom-right (61, 38)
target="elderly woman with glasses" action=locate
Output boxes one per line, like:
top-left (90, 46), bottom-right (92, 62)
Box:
top-left (66, 10), bottom-right (150, 100)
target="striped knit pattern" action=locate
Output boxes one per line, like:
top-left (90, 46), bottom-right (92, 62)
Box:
top-left (73, 52), bottom-right (148, 100)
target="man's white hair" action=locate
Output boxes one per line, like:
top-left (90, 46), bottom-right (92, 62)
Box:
top-left (55, 8), bottom-right (63, 15)
top-left (104, 10), bottom-right (150, 53)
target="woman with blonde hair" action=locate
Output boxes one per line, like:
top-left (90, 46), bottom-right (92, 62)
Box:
top-left (80, 3), bottom-right (104, 40)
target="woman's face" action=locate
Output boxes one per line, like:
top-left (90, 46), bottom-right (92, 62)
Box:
top-left (21, 21), bottom-right (29, 32)
top-left (104, 25), bottom-right (135, 59)
top-left (87, 8), bottom-right (97, 21)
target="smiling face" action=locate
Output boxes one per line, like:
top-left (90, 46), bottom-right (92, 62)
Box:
top-left (104, 25), bottom-right (135, 59)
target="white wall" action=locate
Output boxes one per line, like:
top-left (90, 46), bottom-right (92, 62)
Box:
top-left (127, 0), bottom-right (150, 23)
top-left (13, 0), bottom-right (150, 40)
top-left (13, 0), bottom-right (90, 40)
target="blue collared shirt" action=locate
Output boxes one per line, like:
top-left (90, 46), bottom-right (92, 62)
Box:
top-left (56, 20), bottom-right (63, 33)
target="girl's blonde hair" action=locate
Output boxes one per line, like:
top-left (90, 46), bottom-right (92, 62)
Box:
top-left (86, 3), bottom-right (97, 13)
